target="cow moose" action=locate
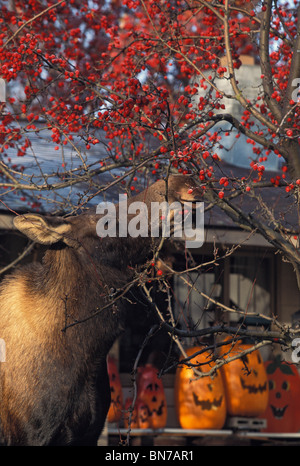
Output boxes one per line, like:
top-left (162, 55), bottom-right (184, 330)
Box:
top-left (0, 175), bottom-right (201, 446)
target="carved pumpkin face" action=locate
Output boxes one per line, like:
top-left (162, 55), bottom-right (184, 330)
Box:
top-left (174, 347), bottom-right (227, 430)
top-left (262, 355), bottom-right (300, 433)
top-left (107, 356), bottom-right (123, 423)
top-left (136, 364), bottom-right (167, 429)
top-left (220, 339), bottom-right (268, 417)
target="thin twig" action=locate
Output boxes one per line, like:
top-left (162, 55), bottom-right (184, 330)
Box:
top-left (0, 241), bottom-right (35, 275)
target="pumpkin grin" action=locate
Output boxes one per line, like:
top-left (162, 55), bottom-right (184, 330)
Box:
top-left (192, 392), bottom-right (223, 411)
top-left (141, 400), bottom-right (165, 417)
top-left (240, 377), bottom-right (267, 394)
top-left (270, 404), bottom-right (288, 419)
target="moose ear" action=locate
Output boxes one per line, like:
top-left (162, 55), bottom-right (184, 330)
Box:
top-left (13, 214), bottom-right (72, 245)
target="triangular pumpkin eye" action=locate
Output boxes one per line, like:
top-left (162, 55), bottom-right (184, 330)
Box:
top-left (241, 354), bottom-right (249, 364)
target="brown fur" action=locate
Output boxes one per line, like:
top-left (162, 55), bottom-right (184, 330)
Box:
top-left (0, 175), bottom-right (200, 445)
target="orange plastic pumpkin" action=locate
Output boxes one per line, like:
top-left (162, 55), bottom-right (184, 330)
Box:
top-left (219, 339), bottom-right (268, 417)
top-left (136, 364), bottom-right (167, 429)
top-left (262, 355), bottom-right (300, 432)
top-left (107, 356), bottom-right (123, 423)
top-left (174, 347), bottom-right (227, 429)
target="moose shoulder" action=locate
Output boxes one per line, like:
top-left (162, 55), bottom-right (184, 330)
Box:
top-left (0, 175), bottom-right (200, 446)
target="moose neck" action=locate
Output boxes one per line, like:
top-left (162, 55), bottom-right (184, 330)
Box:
top-left (43, 245), bottom-right (93, 293)
top-left (38, 242), bottom-right (127, 349)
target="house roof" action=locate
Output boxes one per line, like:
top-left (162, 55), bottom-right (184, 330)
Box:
top-left (0, 123), bottom-right (118, 213)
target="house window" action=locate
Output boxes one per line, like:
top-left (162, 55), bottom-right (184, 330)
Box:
top-left (172, 251), bottom-right (273, 332)
top-left (173, 270), bottom-right (219, 331)
top-left (229, 255), bottom-right (272, 320)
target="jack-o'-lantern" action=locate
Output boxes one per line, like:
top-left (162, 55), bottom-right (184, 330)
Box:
top-left (174, 347), bottom-right (227, 429)
top-left (219, 339), bottom-right (268, 417)
top-left (136, 364), bottom-right (167, 429)
top-left (107, 356), bottom-right (123, 423)
top-left (261, 355), bottom-right (300, 432)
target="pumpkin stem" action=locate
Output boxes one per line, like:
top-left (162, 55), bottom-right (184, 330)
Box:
top-left (266, 355), bottom-right (295, 375)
